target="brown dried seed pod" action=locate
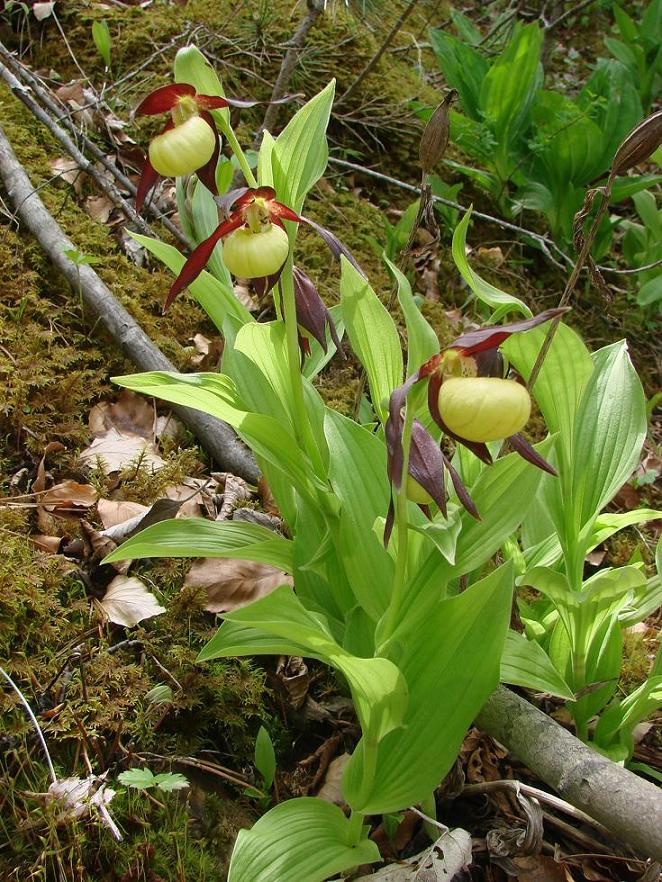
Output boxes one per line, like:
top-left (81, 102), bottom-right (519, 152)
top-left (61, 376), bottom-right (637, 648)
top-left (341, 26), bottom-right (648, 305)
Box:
top-left (610, 109), bottom-right (662, 178)
top-left (419, 89), bottom-right (457, 174)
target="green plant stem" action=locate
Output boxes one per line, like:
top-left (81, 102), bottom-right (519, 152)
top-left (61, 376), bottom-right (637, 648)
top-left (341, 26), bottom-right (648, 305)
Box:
top-left (378, 405), bottom-right (415, 649)
top-left (347, 809), bottom-right (365, 846)
top-left (220, 120), bottom-right (258, 189)
top-left (279, 259), bottom-right (325, 477)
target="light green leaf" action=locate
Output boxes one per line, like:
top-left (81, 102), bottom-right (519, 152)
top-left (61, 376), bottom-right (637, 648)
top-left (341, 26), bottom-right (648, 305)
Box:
top-left (257, 130), bottom-right (275, 187)
top-left (428, 30), bottom-right (488, 121)
top-left (127, 232), bottom-right (251, 331)
top-left (500, 630), bottom-right (574, 699)
top-left (343, 565), bottom-right (512, 814)
top-left (92, 20), bottom-right (111, 68)
top-left (113, 371), bottom-right (322, 501)
top-left (118, 768), bottom-right (156, 790)
top-left (590, 509), bottom-right (662, 549)
top-left (153, 772), bottom-right (189, 792)
top-left (324, 410), bottom-right (394, 620)
top-left (202, 587), bottom-right (407, 744)
top-left (103, 520), bottom-right (293, 571)
top-left (339, 257), bottom-right (403, 424)
top-left (227, 798), bottom-right (379, 882)
top-left (271, 80), bottom-right (335, 214)
top-left (383, 255), bottom-right (439, 373)
top-left (449, 439), bottom-right (554, 577)
top-left (255, 726), bottom-right (276, 790)
top-left (571, 341), bottom-right (647, 529)
top-left (451, 209), bottom-right (531, 318)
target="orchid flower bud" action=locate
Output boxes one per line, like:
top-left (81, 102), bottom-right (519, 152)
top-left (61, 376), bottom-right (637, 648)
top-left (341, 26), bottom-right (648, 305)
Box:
top-left (406, 475), bottom-right (433, 505)
top-left (438, 377), bottom-right (531, 443)
top-left (222, 225), bottom-right (290, 278)
top-left (148, 116), bottom-right (217, 178)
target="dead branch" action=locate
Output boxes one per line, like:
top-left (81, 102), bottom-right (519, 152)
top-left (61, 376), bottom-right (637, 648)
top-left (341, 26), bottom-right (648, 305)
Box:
top-left (0, 123), bottom-right (259, 483)
top-left (476, 686), bottom-right (662, 861)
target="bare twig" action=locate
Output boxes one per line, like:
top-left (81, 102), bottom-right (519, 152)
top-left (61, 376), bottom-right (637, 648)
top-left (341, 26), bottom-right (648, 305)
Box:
top-left (337, 0), bottom-right (422, 106)
top-left (0, 666), bottom-right (57, 785)
top-left (0, 44), bottom-right (188, 246)
top-left (0, 123), bottom-right (260, 482)
top-left (544, 0), bottom-right (595, 32)
top-left (476, 686), bottom-right (662, 861)
top-left (327, 155), bottom-right (573, 269)
top-left (462, 779), bottom-right (612, 841)
top-left (254, 0), bottom-right (325, 145)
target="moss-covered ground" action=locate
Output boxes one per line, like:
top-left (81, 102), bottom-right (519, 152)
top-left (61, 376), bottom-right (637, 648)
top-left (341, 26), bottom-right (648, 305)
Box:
top-left (0, 0), bottom-right (660, 878)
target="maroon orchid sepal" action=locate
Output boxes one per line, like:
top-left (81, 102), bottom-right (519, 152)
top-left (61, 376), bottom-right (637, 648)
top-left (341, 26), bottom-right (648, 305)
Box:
top-left (293, 267), bottom-right (343, 359)
top-left (164, 187), bottom-right (363, 313)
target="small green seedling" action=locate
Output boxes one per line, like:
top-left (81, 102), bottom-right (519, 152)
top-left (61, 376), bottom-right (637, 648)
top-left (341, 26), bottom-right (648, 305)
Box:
top-left (118, 767), bottom-right (189, 793)
top-left (92, 19), bottom-right (112, 70)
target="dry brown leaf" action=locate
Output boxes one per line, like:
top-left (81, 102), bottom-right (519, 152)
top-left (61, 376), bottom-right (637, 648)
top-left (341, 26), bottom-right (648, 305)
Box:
top-left (189, 333), bottom-right (223, 369)
top-left (86, 195), bottom-right (114, 224)
top-left (98, 575), bottom-right (166, 627)
top-left (97, 498), bottom-right (149, 530)
top-left (233, 282), bottom-right (258, 312)
top-left (42, 480), bottom-right (99, 511)
top-left (33, 441), bottom-right (67, 494)
top-left (214, 472), bottom-right (251, 520)
top-left (89, 390), bottom-right (155, 440)
top-left (276, 655), bottom-right (309, 710)
top-left (155, 413), bottom-right (185, 442)
top-left (316, 753), bottom-right (350, 805)
top-left (50, 157), bottom-right (85, 194)
top-left (185, 558), bottom-right (292, 613)
top-left (165, 480), bottom-right (210, 518)
top-left (80, 429), bottom-right (165, 475)
top-left (31, 534), bottom-right (63, 554)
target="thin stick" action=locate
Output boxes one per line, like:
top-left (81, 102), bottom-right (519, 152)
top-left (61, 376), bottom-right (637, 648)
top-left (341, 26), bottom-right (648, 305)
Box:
top-left (337, 0), bottom-right (422, 106)
top-left (327, 156), bottom-right (572, 270)
top-left (462, 779), bottom-right (612, 841)
top-left (0, 666), bottom-right (57, 785)
top-left (0, 45), bottom-right (188, 246)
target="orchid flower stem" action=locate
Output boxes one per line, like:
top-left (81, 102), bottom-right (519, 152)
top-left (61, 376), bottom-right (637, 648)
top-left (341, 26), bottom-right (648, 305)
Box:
top-left (379, 404), bottom-right (415, 649)
top-left (279, 260), bottom-right (324, 476)
top-left (220, 120), bottom-right (258, 189)
top-left (347, 809), bottom-right (365, 846)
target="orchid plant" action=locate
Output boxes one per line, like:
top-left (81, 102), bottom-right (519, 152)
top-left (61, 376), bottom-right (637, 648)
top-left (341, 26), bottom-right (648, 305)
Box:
top-left (103, 46), bottom-right (655, 880)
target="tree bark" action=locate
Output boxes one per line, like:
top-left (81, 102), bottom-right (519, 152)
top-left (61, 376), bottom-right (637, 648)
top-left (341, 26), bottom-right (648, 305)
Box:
top-left (0, 123), bottom-right (260, 483)
top-left (477, 687), bottom-right (662, 861)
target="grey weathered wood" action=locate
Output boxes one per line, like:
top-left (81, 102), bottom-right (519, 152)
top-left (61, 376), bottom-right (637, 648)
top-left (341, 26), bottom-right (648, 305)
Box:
top-left (477, 687), bottom-right (662, 861)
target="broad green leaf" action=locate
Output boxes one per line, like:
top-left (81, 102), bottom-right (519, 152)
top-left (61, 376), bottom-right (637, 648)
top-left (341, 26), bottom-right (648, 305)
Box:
top-left (153, 772), bottom-right (189, 792)
top-left (428, 30), bottom-right (488, 121)
top-left (103, 519), bottom-right (293, 571)
top-left (227, 798), bottom-right (379, 882)
top-left (257, 130), bottom-right (275, 187)
top-left (271, 80), bottom-right (335, 214)
top-left (500, 630), bottom-right (574, 700)
top-left (199, 619), bottom-right (309, 661)
top-left (190, 180), bottom-right (233, 288)
top-left (502, 322), bottom-right (593, 461)
top-left (449, 439), bottom-right (554, 577)
top-left (620, 574), bottom-right (662, 627)
top-left (383, 255), bottom-right (439, 373)
top-left (590, 509), bottom-right (662, 549)
top-left (343, 565), bottom-right (512, 814)
top-left (92, 20), bottom-right (111, 68)
top-left (451, 209), bottom-right (531, 318)
top-left (234, 321), bottom-right (296, 428)
top-left (324, 410), bottom-right (394, 620)
top-left (594, 675), bottom-right (662, 760)
top-left (480, 24), bottom-right (543, 162)
top-left (571, 341), bottom-right (647, 529)
top-left (114, 371), bottom-right (323, 502)
top-left (203, 587), bottom-right (407, 744)
top-left (255, 726), bottom-right (276, 790)
top-left (127, 232), bottom-right (251, 330)
top-left (638, 274), bottom-right (662, 307)
top-left (339, 257), bottom-right (403, 424)
top-left (118, 768), bottom-right (157, 789)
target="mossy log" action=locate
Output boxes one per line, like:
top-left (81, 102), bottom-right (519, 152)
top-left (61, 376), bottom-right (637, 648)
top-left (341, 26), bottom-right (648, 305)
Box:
top-left (477, 686), bottom-right (662, 861)
top-left (0, 123), bottom-right (259, 482)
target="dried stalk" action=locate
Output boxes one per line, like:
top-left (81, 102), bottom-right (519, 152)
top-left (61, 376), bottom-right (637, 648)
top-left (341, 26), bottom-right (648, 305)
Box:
top-left (0, 123), bottom-right (259, 483)
top-left (337, 0), bottom-right (422, 106)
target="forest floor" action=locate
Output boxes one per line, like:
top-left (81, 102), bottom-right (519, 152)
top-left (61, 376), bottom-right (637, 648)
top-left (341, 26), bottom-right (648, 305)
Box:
top-left (0, 1), bottom-right (660, 880)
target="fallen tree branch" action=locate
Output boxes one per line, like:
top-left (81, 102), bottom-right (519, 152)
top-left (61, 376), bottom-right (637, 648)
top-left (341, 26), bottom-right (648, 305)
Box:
top-left (476, 686), bottom-right (662, 861)
top-left (0, 122), bottom-right (259, 483)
